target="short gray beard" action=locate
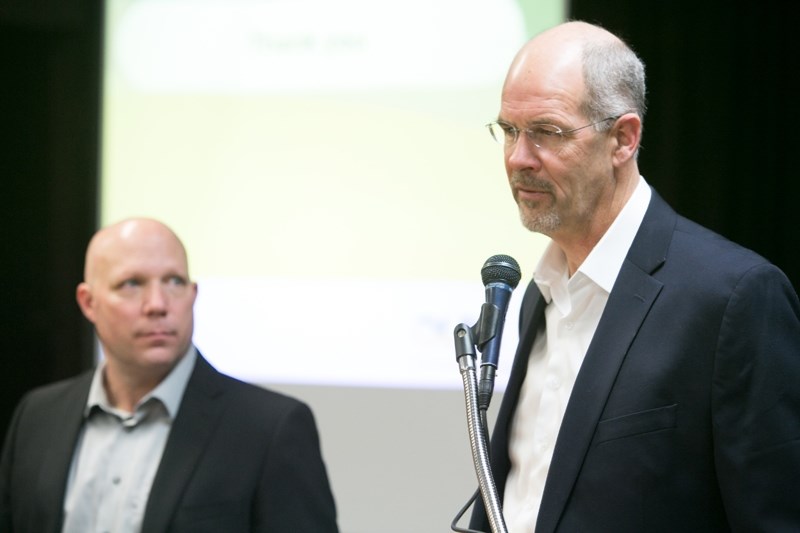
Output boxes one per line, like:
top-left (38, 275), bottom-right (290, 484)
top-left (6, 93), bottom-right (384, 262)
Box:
top-left (519, 202), bottom-right (561, 234)
top-left (511, 173), bottom-right (561, 234)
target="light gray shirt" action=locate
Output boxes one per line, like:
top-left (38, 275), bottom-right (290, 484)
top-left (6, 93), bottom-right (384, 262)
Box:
top-left (61, 347), bottom-right (196, 533)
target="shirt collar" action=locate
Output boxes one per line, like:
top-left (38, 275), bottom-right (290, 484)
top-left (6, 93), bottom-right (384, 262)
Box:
top-left (580, 176), bottom-right (650, 292)
top-left (534, 176), bottom-right (651, 298)
top-left (85, 345), bottom-right (197, 420)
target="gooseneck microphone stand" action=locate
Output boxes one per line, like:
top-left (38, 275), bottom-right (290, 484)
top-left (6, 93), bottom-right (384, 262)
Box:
top-left (452, 254), bottom-right (520, 533)
top-left (453, 322), bottom-right (508, 533)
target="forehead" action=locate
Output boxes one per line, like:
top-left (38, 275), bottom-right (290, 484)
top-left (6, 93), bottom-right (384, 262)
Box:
top-left (90, 224), bottom-right (189, 281)
top-left (500, 42), bottom-right (586, 124)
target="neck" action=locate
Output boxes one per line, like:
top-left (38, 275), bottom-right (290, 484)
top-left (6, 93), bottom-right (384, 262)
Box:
top-left (102, 361), bottom-right (172, 413)
top-left (554, 173), bottom-right (640, 276)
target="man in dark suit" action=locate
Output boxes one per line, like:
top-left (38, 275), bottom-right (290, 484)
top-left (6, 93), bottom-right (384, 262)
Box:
top-left (0, 218), bottom-right (338, 532)
top-left (470, 21), bottom-right (800, 532)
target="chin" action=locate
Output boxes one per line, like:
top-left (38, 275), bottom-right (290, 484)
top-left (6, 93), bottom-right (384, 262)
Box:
top-left (141, 347), bottom-right (185, 367)
top-left (520, 207), bottom-right (560, 234)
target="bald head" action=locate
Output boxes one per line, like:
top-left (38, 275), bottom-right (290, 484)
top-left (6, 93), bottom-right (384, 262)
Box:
top-left (504, 21), bottom-right (646, 124)
top-left (84, 218), bottom-right (189, 285)
top-left (507, 21), bottom-right (619, 82)
top-left (520, 20), bottom-right (620, 54)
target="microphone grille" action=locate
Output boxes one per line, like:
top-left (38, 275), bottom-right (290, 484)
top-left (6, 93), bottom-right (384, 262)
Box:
top-left (481, 254), bottom-right (522, 288)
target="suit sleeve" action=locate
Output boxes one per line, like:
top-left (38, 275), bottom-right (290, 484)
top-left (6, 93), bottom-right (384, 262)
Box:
top-left (0, 396), bottom-right (23, 532)
top-left (712, 264), bottom-right (800, 530)
top-left (254, 400), bottom-right (338, 533)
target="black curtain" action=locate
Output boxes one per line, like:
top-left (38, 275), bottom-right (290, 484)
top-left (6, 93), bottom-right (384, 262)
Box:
top-left (1, 1), bottom-right (101, 440)
top-left (1, 2), bottom-right (797, 442)
top-left (570, 1), bottom-right (798, 292)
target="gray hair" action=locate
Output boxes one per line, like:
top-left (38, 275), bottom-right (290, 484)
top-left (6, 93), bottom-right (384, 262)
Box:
top-left (580, 39), bottom-right (647, 131)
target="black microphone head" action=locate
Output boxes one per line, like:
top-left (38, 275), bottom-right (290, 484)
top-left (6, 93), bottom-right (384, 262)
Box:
top-left (481, 254), bottom-right (521, 289)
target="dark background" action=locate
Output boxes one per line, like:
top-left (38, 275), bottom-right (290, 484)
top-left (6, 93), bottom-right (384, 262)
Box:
top-left (1, 1), bottom-right (796, 442)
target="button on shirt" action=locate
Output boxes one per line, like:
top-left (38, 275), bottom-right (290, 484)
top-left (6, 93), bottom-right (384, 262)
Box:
top-left (62, 347), bottom-right (197, 533)
top-left (503, 177), bottom-right (651, 532)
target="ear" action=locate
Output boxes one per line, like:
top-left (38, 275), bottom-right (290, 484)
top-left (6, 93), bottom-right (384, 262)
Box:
top-left (611, 113), bottom-right (642, 166)
top-left (76, 282), bottom-right (96, 323)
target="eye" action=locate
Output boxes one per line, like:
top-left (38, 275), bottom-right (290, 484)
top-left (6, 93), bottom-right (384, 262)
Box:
top-left (532, 124), bottom-right (562, 137)
top-left (487, 122), bottom-right (518, 145)
top-left (166, 275), bottom-right (188, 286)
top-left (524, 124), bottom-right (565, 149)
top-left (496, 123), bottom-right (517, 141)
top-left (120, 278), bottom-right (140, 288)
top-left (499, 124), bottom-right (515, 135)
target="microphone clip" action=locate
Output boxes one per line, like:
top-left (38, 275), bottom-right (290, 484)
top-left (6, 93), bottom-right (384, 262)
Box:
top-left (473, 302), bottom-right (502, 357)
top-left (452, 301), bottom-right (500, 364)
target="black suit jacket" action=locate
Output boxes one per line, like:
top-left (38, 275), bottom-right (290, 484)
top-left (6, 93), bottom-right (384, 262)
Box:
top-left (472, 190), bottom-right (800, 532)
top-left (0, 352), bottom-right (338, 533)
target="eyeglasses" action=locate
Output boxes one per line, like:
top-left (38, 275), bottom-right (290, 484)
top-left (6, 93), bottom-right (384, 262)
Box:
top-left (486, 116), bottom-right (620, 151)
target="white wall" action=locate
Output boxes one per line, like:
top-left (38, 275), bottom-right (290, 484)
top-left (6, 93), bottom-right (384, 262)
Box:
top-left (267, 383), bottom-right (503, 533)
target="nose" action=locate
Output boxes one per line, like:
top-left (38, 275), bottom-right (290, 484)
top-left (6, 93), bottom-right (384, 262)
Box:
top-left (506, 136), bottom-right (543, 173)
top-left (142, 283), bottom-right (168, 316)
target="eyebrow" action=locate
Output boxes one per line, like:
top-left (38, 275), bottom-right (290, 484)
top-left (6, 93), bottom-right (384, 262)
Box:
top-left (497, 117), bottom-right (562, 128)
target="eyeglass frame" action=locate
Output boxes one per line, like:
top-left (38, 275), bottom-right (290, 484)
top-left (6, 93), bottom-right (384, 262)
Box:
top-left (486, 116), bottom-right (621, 150)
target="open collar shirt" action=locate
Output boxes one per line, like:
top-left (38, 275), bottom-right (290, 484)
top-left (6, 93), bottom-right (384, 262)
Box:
top-left (503, 177), bottom-right (651, 532)
top-left (62, 346), bottom-right (197, 533)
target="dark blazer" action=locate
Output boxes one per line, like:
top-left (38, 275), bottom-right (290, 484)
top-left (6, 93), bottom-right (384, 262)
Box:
top-left (472, 190), bottom-right (800, 532)
top-left (0, 352), bottom-right (338, 533)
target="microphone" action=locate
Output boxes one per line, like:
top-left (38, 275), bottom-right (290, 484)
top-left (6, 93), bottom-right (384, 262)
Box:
top-left (478, 254), bottom-right (521, 368)
top-left (476, 254), bottom-right (521, 408)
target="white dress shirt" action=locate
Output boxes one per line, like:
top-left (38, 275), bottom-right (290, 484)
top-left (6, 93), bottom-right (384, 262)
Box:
top-left (503, 178), bottom-right (651, 532)
top-left (62, 347), bottom-right (197, 533)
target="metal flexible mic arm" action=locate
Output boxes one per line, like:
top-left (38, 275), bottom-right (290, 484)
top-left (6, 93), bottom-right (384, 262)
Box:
top-left (451, 254), bottom-right (520, 533)
top-left (454, 323), bottom-right (507, 533)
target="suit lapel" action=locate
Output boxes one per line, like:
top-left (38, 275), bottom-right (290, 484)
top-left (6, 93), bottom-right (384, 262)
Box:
top-left (534, 191), bottom-right (676, 533)
top-left (140, 354), bottom-right (227, 533)
top-left (38, 374), bottom-right (93, 532)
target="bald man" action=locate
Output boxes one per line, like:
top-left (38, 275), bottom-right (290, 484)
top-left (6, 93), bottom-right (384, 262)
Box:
top-left (0, 219), bottom-right (338, 533)
top-left (469, 21), bottom-right (800, 532)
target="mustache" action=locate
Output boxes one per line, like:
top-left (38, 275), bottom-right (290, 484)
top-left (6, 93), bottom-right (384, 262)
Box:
top-left (510, 173), bottom-right (554, 193)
